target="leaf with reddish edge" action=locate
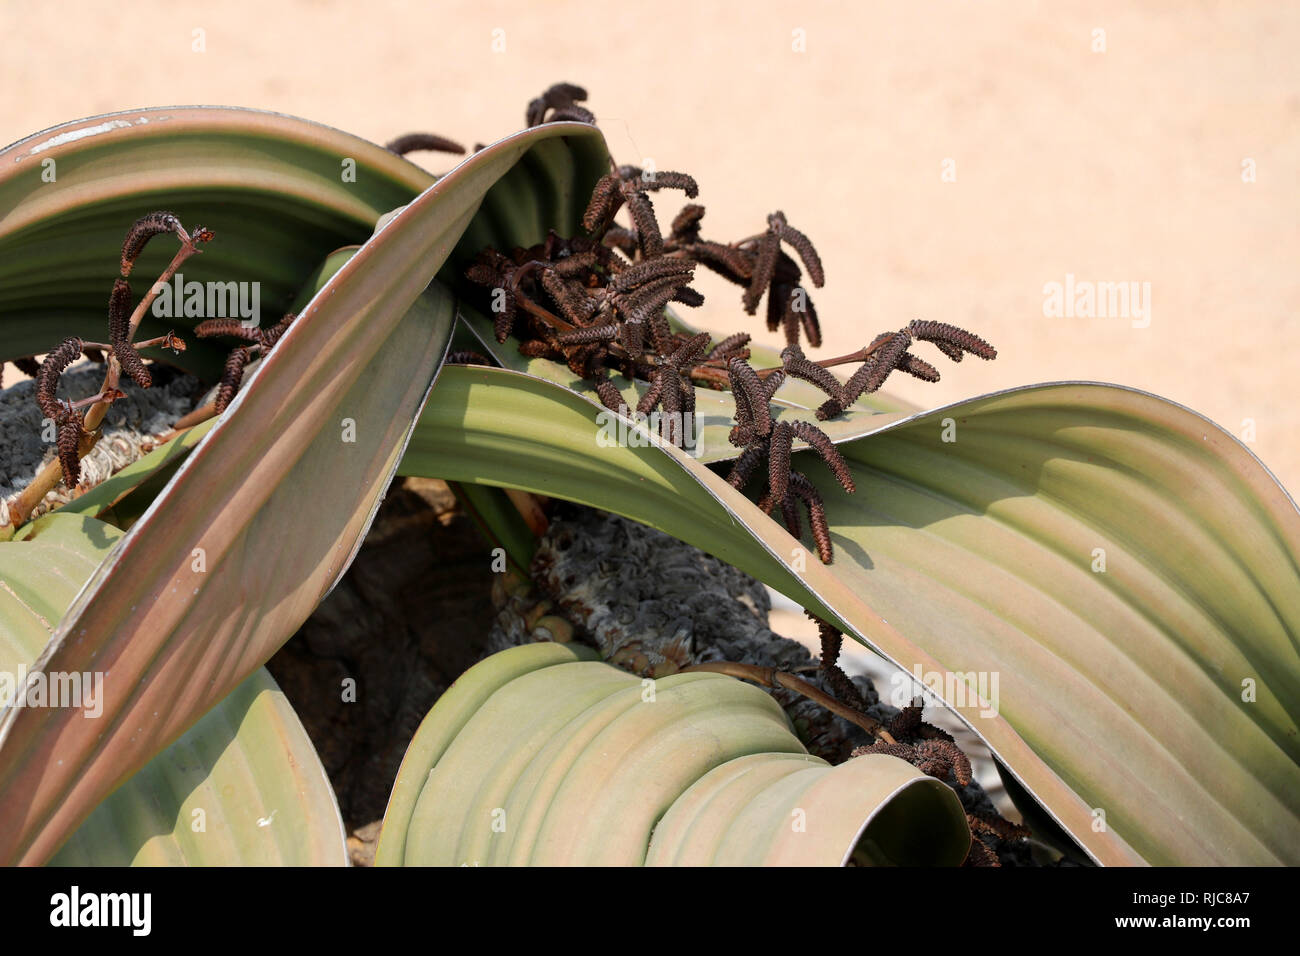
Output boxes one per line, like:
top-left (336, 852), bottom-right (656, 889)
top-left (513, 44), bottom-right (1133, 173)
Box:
top-left (0, 513), bottom-right (346, 866)
top-left (0, 120), bottom-right (610, 865)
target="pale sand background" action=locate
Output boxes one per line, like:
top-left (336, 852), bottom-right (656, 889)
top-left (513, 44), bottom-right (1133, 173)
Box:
top-left (3, 0), bottom-right (1297, 492)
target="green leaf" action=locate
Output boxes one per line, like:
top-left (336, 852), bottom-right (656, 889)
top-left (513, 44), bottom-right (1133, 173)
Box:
top-left (401, 366), bottom-right (1300, 866)
top-left (0, 107), bottom-right (436, 376)
top-left (0, 513), bottom-right (345, 866)
top-left (377, 642), bottom-right (599, 865)
top-left (0, 126), bottom-right (621, 867)
top-left (49, 667), bottom-right (346, 867)
top-left (447, 481), bottom-right (536, 574)
top-left (379, 643), bottom-right (968, 866)
top-left (646, 751), bottom-right (969, 866)
top-left (0, 514), bottom-right (122, 664)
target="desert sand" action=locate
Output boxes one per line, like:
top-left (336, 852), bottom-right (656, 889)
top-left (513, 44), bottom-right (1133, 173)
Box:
top-left (3, 0), bottom-right (1296, 494)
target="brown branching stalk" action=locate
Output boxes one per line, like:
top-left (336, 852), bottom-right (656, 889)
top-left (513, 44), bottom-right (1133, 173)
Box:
top-left (965, 811), bottom-right (1033, 867)
top-left (583, 164), bottom-right (699, 256)
top-left (722, 356), bottom-right (850, 562)
top-left (2, 212), bottom-right (206, 536)
top-left (679, 661), bottom-right (886, 739)
top-left (445, 350), bottom-right (492, 366)
top-left (848, 700), bottom-right (1030, 865)
top-left (120, 210), bottom-right (184, 277)
top-left (634, 332), bottom-right (709, 446)
top-left (194, 312), bottom-right (297, 413)
top-left (780, 322), bottom-right (997, 420)
top-left (457, 82), bottom-right (995, 559)
top-left (109, 279), bottom-right (151, 389)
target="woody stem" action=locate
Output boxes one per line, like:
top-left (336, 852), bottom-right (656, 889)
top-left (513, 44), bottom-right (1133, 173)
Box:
top-left (65, 390), bottom-right (121, 411)
top-left (679, 661), bottom-right (892, 741)
top-left (127, 236), bottom-right (208, 341)
top-left (1, 236), bottom-right (204, 536)
top-left (133, 332), bottom-right (186, 352)
top-left (811, 340), bottom-right (890, 369)
top-left (509, 262), bottom-right (576, 333)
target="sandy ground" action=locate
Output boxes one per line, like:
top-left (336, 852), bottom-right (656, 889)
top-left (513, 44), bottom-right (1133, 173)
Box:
top-left (3, 0), bottom-right (1297, 495)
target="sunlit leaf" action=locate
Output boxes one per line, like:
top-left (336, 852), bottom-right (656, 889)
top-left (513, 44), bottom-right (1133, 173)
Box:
top-left (0, 122), bottom-right (617, 866)
top-left (0, 513), bottom-right (345, 866)
top-left (401, 366), bottom-right (1300, 865)
top-left (379, 643), bottom-right (968, 866)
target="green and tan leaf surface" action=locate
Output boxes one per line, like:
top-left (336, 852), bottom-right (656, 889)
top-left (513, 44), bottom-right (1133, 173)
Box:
top-left (401, 366), bottom-right (1300, 866)
top-left (0, 107), bottom-right (433, 376)
top-left (378, 642), bottom-right (969, 866)
top-left (0, 513), bottom-right (345, 865)
top-left (2, 106), bottom-right (1295, 869)
top-left (0, 110), bottom-right (607, 864)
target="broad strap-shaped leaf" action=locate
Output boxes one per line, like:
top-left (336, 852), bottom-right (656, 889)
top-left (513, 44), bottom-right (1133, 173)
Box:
top-left (49, 668), bottom-right (346, 867)
top-left (0, 513), bottom-right (345, 866)
top-left (0, 122), bottom-right (610, 864)
top-left (827, 383), bottom-right (1300, 866)
top-left (645, 752), bottom-right (969, 866)
top-left (401, 366), bottom-right (1300, 865)
top-left (0, 107), bottom-right (434, 375)
top-left (447, 481), bottom-right (537, 574)
top-left (378, 642), bottom-right (600, 866)
top-left (0, 514), bottom-right (123, 665)
top-left (0, 269), bottom-right (446, 864)
top-left (379, 643), bottom-right (968, 866)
